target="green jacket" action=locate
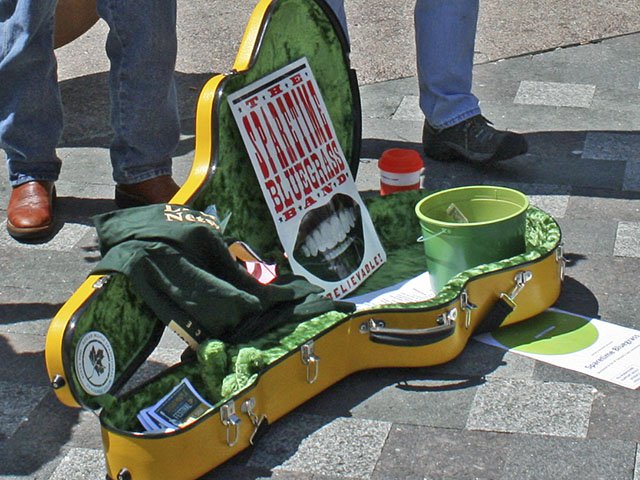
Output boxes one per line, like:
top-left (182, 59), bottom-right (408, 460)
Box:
top-left (92, 204), bottom-right (353, 344)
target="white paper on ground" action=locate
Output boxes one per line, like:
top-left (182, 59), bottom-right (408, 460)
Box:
top-left (475, 307), bottom-right (640, 389)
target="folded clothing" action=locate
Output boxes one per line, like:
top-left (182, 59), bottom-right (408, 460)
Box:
top-left (92, 204), bottom-right (354, 344)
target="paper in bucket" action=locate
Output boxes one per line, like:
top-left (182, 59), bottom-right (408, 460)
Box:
top-left (415, 186), bottom-right (529, 292)
top-left (378, 148), bottom-right (423, 196)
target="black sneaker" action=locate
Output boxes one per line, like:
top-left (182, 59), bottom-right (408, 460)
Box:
top-left (422, 115), bottom-right (528, 163)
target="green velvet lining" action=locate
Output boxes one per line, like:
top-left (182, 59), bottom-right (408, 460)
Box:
top-left (69, 274), bottom-right (162, 408)
top-left (100, 310), bottom-right (348, 431)
top-left (98, 199), bottom-right (560, 433)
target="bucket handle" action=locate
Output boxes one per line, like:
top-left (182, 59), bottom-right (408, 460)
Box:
top-left (416, 230), bottom-right (447, 243)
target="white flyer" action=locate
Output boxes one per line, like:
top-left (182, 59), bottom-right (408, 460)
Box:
top-left (476, 308), bottom-right (640, 389)
top-left (347, 272), bottom-right (436, 310)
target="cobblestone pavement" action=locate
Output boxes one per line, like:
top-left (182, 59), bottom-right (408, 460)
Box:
top-left (1, 1), bottom-right (639, 479)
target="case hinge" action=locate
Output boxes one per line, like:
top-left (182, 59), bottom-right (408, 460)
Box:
top-left (116, 468), bottom-right (132, 480)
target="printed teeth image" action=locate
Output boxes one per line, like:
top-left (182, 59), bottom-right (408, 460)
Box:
top-left (293, 193), bottom-right (365, 282)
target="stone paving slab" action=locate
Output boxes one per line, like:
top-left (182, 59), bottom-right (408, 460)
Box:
top-left (514, 80), bottom-right (597, 108)
top-left (598, 293), bottom-right (640, 330)
top-left (588, 385), bottom-right (640, 443)
top-left (423, 341), bottom-right (537, 380)
top-left (49, 448), bottom-right (105, 480)
top-left (557, 217), bottom-right (618, 256)
top-left (0, 381), bottom-right (50, 439)
top-left (562, 255), bottom-right (640, 296)
top-left (500, 435), bottom-right (635, 480)
top-left (246, 414), bottom-right (391, 478)
top-left (465, 379), bottom-right (595, 437)
top-left (373, 425), bottom-right (511, 480)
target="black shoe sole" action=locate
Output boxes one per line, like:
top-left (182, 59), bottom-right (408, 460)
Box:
top-left (422, 120), bottom-right (528, 163)
top-left (424, 141), bottom-right (494, 163)
top-left (424, 138), bottom-right (528, 163)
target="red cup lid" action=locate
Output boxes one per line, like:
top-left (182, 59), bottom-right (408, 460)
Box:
top-left (378, 148), bottom-right (424, 173)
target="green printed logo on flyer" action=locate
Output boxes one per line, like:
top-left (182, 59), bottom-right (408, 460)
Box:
top-left (492, 310), bottom-right (599, 355)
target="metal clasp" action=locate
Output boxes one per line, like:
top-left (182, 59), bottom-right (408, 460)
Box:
top-left (500, 270), bottom-right (533, 309)
top-left (116, 468), bottom-right (132, 480)
top-left (359, 319), bottom-right (385, 333)
top-left (220, 401), bottom-right (241, 447)
top-left (556, 243), bottom-right (566, 281)
top-left (301, 341), bottom-right (320, 384)
top-left (241, 397), bottom-right (268, 445)
top-left (92, 275), bottom-right (110, 289)
top-left (437, 307), bottom-right (458, 326)
top-left (460, 290), bottom-right (478, 329)
top-left (51, 374), bottom-right (66, 390)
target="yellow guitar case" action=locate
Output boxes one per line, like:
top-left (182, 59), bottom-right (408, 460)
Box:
top-left (45, 0), bottom-right (565, 478)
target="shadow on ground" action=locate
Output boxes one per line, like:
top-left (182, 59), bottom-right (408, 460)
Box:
top-left (362, 133), bottom-right (640, 200)
top-left (58, 71), bottom-right (215, 149)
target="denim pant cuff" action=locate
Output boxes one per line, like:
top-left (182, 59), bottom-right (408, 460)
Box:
top-left (114, 166), bottom-right (174, 186)
top-left (432, 107), bottom-right (482, 130)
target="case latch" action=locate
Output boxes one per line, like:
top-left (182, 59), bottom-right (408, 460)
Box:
top-left (500, 270), bottom-right (533, 309)
top-left (556, 243), bottom-right (566, 280)
top-left (301, 340), bottom-right (320, 384)
top-left (460, 290), bottom-right (477, 329)
top-left (241, 397), bottom-right (268, 445)
top-left (436, 307), bottom-right (458, 326)
top-left (220, 401), bottom-right (241, 447)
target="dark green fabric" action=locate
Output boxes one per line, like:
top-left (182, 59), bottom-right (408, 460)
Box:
top-left (92, 204), bottom-right (354, 343)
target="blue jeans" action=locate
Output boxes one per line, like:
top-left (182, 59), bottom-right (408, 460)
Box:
top-left (0, 0), bottom-right (180, 187)
top-left (325, 0), bottom-right (481, 129)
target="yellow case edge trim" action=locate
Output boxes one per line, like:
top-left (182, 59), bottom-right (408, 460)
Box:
top-left (44, 274), bottom-right (105, 408)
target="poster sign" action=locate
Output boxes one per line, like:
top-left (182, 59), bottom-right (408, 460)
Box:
top-left (228, 57), bottom-right (386, 298)
top-left (476, 308), bottom-right (640, 389)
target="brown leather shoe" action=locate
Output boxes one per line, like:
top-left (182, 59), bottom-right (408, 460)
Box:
top-left (7, 181), bottom-right (56, 240)
top-left (115, 175), bottom-right (180, 208)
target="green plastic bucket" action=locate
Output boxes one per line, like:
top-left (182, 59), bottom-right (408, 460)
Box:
top-left (415, 186), bottom-right (529, 292)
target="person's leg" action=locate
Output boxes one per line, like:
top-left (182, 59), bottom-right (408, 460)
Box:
top-left (97, 0), bottom-right (180, 206)
top-left (415, 0), bottom-right (479, 129)
top-left (0, 0), bottom-right (62, 185)
top-left (1, 0), bottom-right (60, 239)
top-left (415, 0), bottom-right (527, 162)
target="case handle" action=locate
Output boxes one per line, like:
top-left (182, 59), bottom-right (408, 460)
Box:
top-left (363, 308), bottom-right (457, 347)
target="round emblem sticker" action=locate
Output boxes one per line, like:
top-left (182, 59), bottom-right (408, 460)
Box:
top-left (75, 331), bottom-right (116, 395)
